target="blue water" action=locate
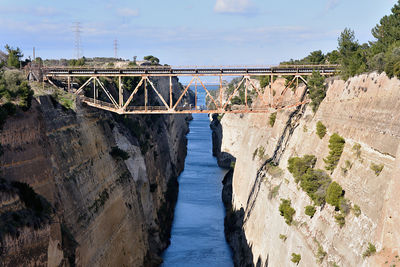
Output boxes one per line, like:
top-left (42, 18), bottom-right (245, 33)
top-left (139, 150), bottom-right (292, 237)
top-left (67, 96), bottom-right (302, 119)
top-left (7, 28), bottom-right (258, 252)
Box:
top-left (161, 89), bottom-right (233, 267)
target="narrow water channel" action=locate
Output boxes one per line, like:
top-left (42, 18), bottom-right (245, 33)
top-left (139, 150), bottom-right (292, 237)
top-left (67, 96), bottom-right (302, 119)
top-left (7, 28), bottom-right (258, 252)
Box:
top-left (162, 90), bottom-right (233, 266)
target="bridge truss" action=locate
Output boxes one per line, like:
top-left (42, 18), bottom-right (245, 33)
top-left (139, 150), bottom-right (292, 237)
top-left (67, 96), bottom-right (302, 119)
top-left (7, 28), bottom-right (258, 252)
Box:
top-left (43, 65), bottom-right (338, 114)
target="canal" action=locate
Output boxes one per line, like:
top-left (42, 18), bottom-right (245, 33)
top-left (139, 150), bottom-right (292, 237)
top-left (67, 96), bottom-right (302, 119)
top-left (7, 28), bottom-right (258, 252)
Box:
top-left (161, 89), bottom-right (233, 266)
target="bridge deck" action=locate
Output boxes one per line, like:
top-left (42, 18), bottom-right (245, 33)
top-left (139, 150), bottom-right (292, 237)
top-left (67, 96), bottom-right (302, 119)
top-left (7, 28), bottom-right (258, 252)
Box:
top-left (80, 97), bottom-right (309, 114)
top-left (44, 65), bottom-right (339, 77)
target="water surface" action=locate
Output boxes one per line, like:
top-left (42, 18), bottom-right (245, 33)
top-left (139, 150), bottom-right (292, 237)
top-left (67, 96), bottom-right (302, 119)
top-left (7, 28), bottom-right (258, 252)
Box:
top-left (162, 89), bottom-right (233, 267)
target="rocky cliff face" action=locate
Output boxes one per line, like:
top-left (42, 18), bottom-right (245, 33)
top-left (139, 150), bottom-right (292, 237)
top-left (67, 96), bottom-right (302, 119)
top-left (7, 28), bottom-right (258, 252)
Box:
top-left (214, 73), bottom-right (400, 267)
top-left (0, 77), bottom-right (191, 266)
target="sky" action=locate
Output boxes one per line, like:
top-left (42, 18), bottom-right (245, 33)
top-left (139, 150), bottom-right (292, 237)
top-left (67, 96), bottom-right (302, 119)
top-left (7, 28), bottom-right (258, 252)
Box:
top-left (0, 0), bottom-right (397, 66)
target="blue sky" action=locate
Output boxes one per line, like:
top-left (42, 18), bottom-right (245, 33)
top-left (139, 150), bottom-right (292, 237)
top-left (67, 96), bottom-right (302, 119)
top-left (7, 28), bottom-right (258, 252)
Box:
top-left (0, 0), bottom-right (397, 65)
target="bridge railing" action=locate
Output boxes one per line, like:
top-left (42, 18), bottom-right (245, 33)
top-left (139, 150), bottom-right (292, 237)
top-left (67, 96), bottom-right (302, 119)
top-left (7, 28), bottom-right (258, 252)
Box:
top-left (42, 64), bottom-right (339, 71)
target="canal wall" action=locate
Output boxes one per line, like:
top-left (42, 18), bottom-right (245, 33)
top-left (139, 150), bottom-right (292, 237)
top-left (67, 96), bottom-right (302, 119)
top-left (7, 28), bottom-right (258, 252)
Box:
top-left (213, 73), bottom-right (400, 266)
top-left (0, 77), bottom-right (191, 266)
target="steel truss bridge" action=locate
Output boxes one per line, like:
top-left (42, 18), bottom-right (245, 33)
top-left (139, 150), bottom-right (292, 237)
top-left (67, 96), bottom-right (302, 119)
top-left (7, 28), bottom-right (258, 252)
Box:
top-left (42, 65), bottom-right (338, 114)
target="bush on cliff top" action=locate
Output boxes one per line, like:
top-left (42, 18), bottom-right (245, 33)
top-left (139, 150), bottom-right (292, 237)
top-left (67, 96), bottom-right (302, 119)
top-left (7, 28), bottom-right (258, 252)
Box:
top-left (0, 70), bottom-right (34, 127)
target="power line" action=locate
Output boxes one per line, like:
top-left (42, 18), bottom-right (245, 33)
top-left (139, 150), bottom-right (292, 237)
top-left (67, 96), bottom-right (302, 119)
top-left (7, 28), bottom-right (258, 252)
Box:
top-left (74, 22), bottom-right (82, 59)
top-left (114, 39), bottom-right (118, 59)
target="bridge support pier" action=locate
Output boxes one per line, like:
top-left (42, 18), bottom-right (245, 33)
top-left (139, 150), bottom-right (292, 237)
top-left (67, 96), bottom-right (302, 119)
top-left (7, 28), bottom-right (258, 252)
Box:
top-left (67, 76), bottom-right (71, 92)
top-left (118, 76), bottom-right (123, 108)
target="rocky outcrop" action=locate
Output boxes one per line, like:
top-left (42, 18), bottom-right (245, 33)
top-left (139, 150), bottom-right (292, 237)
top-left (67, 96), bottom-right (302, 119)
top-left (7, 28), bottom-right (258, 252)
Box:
top-left (210, 114), bottom-right (235, 168)
top-left (215, 73), bottom-right (400, 266)
top-left (0, 77), bottom-right (191, 266)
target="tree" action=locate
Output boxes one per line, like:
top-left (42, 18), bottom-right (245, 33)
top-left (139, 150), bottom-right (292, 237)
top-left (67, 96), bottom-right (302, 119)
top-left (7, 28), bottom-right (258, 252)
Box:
top-left (144, 55), bottom-right (160, 65)
top-left (337, 28), bottom-right (368, 79)
top-left (5, 45), bottom-right (23, 68)
top-left (326, 181), bottom-right (343, 209)
top-left (308, 71), bottom-right (326, 112)
top-left (371, 0), bottom-right (400, 54)
top-left (326, 50), bottom-right (340, 64)
top-left (305, 50), bottom-right (325, 64)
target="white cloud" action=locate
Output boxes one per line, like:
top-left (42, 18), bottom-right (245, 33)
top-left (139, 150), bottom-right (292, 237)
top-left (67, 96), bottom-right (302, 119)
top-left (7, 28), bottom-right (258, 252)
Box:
top-left (214, 0), bottom-right (254, 14)
top-left (326, 0), bottom-right (339, 11)
top-left (116, 8), bottom-right (139, 17)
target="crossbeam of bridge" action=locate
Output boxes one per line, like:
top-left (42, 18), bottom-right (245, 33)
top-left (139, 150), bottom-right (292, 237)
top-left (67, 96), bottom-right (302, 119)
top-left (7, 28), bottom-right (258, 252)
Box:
top-left (42, 65), bottom-right (338, 114)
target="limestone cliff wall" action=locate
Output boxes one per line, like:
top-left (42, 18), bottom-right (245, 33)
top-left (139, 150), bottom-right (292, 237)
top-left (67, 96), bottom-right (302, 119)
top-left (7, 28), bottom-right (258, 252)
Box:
top-left (215, 73), bottom-right (400, 267)
top-left (0, 77), bottom-right (191, 266)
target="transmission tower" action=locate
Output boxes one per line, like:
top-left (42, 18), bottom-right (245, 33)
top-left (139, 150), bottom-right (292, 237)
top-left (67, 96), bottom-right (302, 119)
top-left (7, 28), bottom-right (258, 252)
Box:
top-left (114, 39), bottom-right (118, 59)
top-left (74, 22), bottom-right (82, 59)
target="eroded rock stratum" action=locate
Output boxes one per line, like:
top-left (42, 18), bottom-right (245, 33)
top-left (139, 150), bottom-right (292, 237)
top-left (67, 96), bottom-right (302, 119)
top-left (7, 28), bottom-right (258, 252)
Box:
top-left (214, 73), bottom-right (400, 267)
top-left (0, 77), bottom-right (190, 267)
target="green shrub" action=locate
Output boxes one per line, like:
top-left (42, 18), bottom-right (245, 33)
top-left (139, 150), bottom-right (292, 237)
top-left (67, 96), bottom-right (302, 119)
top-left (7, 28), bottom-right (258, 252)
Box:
top-left (326, 181), bottom-right (343, 209)
top-left (279, 199), bottom-right (296, 225)
top-left (110, 146), bottom-right (130, 160)
top-left (288, 155), bottom-right (331, 206)
top-left (334, 212), bottom-right (346, 227)
top-left (316, 244), bottom-right (327, 263)
top-left (291, 253), bottom-right (301, 264)
top-left (300, 169), bottom-right (331, 206)
top-left (287, 155), bottom-right (317, 183)
top-left (324, 133), bottom-right (345, 171)
top-left (352, 204), bottom-right (361, 217)
top-left (269, 112), bottom-right (277, 127)
top-left (279, 234), bottom-right (287, 241)
top-left (0, 70), bottom-right (34, 114)
top-left (316, 121), bottom-right (327, 139)
top-left (362, 243), bottom-right (376, 257)
top-left (305, 205), bottom-right (316, 218)
top-left (370, 163), bottom-right (384, 176)
top-left (52, 90), bottom-right (75, 110)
